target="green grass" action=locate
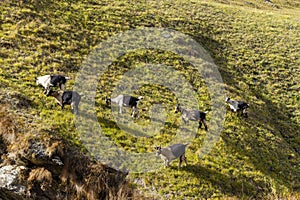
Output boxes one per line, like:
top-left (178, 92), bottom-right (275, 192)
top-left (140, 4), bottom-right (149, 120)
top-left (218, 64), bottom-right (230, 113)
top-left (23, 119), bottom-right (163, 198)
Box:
top-left (0, 0), bottom-right (299, 199)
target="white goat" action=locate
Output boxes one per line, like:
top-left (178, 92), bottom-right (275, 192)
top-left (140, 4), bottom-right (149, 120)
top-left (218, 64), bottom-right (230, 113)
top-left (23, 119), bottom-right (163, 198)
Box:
top-left (155, 143), bottom-right (188, 168)
top-left (106, 94), bottom-right (144, 118)
top-left (225, 97), bottom-right (249, 117)
top-left (36, 75), bottom-right (70, 94)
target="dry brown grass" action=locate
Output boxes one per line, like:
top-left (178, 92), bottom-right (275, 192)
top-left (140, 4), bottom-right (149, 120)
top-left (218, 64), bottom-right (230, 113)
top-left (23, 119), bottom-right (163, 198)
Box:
top-left (0, 104), bottom-right (17, 144)
top-left (0, 105), bottom-right (139, 199)
top-left (45, 140), bottom-right (64, 158)
top-left (28, 167), bottom-right (53, 183)
top-left (60, 147), bottom-right (135, 200)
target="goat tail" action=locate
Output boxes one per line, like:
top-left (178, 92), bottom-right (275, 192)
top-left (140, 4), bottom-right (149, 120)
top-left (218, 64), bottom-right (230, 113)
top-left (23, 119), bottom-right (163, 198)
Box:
top-left (184, 143), bottom-right (190, 147)
top-left (65, 76), bottom-right (71, 80)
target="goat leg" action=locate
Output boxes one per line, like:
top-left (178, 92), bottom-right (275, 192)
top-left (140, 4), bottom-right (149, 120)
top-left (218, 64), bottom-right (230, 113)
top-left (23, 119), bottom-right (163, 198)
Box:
top-left (71, 102), bottom-right (74, 113)
top-left (44, 87), bottom-right (50, 95)
top-left (198, 121), bottom-right (202, 129)
top-left (179, 155), bottom-right (183, 168)
top-left (60, 84), bottom-right (65, 91)
top-left (180, 154), bottom-right (188, 167)
top-left (183, 155), bottom-right (188, 166)
top-left (243, 109), bottom-right (248, 118)
top-left (132, 107), bottom-right (139, 118)
top-left (164, 160), bottom-right (169, 168)
top-left (183, 118), bottom-right (188, 125)
top-left (45, 85), bottom-right (52, 95)
top-left (203, 119), bottom-right (208, 131)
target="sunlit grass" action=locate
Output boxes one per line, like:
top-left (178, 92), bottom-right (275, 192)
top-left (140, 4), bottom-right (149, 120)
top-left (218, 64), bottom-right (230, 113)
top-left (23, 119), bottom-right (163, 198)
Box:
top-left (0, 0), bottom-right (299, 199)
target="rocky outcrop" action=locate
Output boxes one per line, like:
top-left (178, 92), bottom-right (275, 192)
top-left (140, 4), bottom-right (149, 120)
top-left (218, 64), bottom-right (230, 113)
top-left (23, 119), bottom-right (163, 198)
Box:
top-left (0, 165), bottom-right (26, 198)
top-left (0, 106), bottom-right (136, 200)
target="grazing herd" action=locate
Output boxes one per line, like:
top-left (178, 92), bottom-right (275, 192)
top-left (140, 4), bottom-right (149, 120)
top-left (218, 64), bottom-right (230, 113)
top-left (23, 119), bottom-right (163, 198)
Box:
top-left (36, 74), bottom-right (249, 168)
top-left (36, 74), bottom-right (82, 114)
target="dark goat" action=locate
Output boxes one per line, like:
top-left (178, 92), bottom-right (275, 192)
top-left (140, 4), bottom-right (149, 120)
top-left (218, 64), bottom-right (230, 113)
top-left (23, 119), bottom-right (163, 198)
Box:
top-left (106, 94), bottom-right (143, 118)
top-left (47, 90), bottom-right (82, 114)
top-left (175, 104), bottom-right (208, 131)
top-left (225, 97), bottom-right (249, 118)
top-left (36, 75), bottom-right (70, 94)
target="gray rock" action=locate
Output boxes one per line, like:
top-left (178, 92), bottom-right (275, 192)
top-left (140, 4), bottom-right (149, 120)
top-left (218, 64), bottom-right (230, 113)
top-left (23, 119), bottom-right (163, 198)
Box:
top-left (0, 165), bottom-right (26, 196)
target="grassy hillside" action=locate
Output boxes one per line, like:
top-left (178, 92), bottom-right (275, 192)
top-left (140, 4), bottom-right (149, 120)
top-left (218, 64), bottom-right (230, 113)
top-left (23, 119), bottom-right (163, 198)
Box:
top-left (0, 0), bottom-right (299, 199)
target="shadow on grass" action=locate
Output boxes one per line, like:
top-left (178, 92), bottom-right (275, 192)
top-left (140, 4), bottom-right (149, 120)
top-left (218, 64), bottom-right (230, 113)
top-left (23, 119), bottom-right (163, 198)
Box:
top-left (182, 164), bottom-right (261, 199)
top-left (182, 162), bottom-right (271, 199)
top-left (220, 68), bottom-right (300, 192)
top-left (188, 16), bottom-right (300, 193)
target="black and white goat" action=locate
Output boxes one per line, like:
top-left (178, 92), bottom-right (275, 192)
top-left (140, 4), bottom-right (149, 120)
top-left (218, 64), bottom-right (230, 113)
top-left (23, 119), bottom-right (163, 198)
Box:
top-left (46, 90), bottom-right (82, 114)
top-left (105, 94), bottom-right (144, 118)
top-left (155, 143), bottom-right (188, 168)
top-left (36, 75), bottom-right (70, 94)
top-left (175, 104), bottom-right (208, 131)
top-left (225, 97), bottom-right (249, 118)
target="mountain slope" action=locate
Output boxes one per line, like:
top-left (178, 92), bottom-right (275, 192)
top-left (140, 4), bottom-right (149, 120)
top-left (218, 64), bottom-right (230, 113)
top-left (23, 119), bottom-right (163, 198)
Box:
top-left (0, 0), bottom-right (299, 199)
